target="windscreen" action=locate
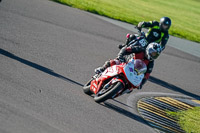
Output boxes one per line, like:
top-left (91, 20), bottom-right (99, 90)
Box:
top-left (134, 59), bottom-right (147, 75)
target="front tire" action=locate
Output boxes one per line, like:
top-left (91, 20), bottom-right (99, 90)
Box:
top-left (94, 82), bottom-right (124, 103)
top-left (83, 78), bottom-right (93, 95)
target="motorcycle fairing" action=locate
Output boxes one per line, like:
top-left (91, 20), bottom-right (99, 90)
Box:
top-left (123, 60), bottom-right (144, 87)
top-left (90, 79), bottom-right (99, 94)
top-left (90, 65), bottom-right (124, 94)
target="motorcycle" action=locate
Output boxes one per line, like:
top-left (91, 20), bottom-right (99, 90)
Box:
top-left (83, 59), bottom-right (147, 103)
top-left (118, 27), bottom-right (148, 49)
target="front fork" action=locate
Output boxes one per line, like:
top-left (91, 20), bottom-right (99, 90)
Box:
top-left (109, 76), bottom-right (130, 98)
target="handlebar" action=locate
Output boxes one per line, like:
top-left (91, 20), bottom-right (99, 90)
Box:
top-left (135, 26), bottom-right (145, 37)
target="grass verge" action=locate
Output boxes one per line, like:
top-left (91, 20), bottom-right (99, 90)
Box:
top-left (52, 0), bottom-right (200, 43)
top-left (167, 107), bottom-right (200, 133)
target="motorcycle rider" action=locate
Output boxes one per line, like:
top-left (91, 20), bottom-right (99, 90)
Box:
top-left (95, 42), bottom-right (162, 89)
top-left (122, 17), bottom-right (171, 51)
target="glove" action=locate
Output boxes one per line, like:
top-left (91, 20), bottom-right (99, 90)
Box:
top-left (138, 78), bottom-right (147, 89)
top-left (137, 84), bottom-right (143, 90)
top-left (117, 56), bottom-right (125, 63)
top-left (137, 22), bottom-right (144, 31)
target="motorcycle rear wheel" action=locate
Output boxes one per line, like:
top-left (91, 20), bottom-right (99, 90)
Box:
top-left (94, 82), bottom-right (124, 103)
top-left (83, 78), bottom-right (93, 95)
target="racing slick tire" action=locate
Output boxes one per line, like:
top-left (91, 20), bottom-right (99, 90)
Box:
top-left (83, 78), bottom-right (93, 95)
top-left (94, 81), bottom-right (124, 103)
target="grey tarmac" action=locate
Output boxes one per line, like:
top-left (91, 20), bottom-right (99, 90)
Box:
top-left (0, 0), bottom-right (200, 133)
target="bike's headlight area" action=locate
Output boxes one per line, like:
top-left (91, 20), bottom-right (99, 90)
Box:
top-left (135, 68), bottom-right (147, 75)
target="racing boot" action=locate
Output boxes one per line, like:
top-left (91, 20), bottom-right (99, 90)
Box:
top-left (94, 67), bottom-right (105, 74)
top-left (118, 44), bottom-right (125, 49)
top-left (94, 61), bottom-right (111, 74)
top-left (125, 34), bottom-right (136, 45)
top-left (119, 34), bottom-right (134, 49)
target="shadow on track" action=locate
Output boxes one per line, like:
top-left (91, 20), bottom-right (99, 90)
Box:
top-left (101, 102), bottom-right (149, 126)
top-left (0, 48), bottom-right (83, 87)
top-left (112, 99), bottom-right (133, 109)
top-left (149, 76), bottom-right (200, 100)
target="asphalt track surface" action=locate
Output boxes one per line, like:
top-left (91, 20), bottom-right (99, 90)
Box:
top-left (0, 0), bottom-right (200, 133)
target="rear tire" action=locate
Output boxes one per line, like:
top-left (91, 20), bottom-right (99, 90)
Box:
top-left (83, 78), bottom-right (93, 95)
top-left (94, 82), bottom-right (124, 103)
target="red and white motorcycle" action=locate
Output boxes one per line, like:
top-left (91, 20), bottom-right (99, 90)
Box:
top-left (83, 59), bottom-right (147, 103)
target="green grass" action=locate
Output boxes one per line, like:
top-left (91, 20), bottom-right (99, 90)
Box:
top-left (53, 0), bottom-right (200, 43)
top-left (167, 107), bottom-right (200, 133)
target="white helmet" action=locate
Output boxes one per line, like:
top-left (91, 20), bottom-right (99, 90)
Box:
top-left (145, 42), bottom-right (161, 61)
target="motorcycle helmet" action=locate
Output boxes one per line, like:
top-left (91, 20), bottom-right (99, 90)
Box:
top-left (160, 17), bottom-right (171, 32)
top-left (134, 59), bottom-right (147, 75)
top-left (145, 42), bottom-right (161, 61)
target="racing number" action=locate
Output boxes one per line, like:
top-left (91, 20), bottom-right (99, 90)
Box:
top-left (139, 39), bottom-right (148, 47)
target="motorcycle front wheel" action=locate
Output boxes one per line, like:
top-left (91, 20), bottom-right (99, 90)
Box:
top-left (94, 81), bottom-right (124, 103)
top-left (83, 78), bottom-right (94, 95)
